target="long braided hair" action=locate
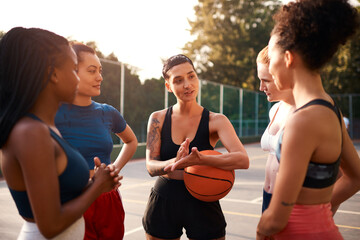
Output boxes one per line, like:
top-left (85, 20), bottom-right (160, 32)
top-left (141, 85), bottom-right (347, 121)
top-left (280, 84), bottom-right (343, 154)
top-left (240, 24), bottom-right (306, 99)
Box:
top-left (0, 27), bottom-right (69, 147)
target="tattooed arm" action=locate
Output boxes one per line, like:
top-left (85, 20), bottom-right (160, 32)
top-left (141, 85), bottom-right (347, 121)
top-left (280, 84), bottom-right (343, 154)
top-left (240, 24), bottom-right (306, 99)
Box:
top-left (145, 111), bottom-right (176, 177)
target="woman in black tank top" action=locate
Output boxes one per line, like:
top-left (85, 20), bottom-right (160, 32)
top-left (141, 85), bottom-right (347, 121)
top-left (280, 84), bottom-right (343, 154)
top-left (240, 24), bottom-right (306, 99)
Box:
top-left (256, 1), bottom-right (360, 239)
top-left (142, 54), bottom-right (249, 240)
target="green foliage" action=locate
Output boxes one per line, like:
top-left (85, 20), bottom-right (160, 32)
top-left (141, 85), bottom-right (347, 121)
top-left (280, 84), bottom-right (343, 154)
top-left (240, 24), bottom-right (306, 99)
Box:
top-left (93, 59), bottom-right (150, 142)
top-left (201, 82), bottom-right (220, 112)
top-left (183, 0), bottom-right (281, 90)
top-left (321, 8), bottom-right (360, 94)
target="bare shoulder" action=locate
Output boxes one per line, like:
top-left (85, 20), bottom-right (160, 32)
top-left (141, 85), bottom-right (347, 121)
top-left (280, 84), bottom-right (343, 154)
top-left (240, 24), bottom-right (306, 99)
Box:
top-left (149, 109), bottom-right (167, 120)
top-left (286, 109), bottom-right (311, 132)
top-left (7, 117), bottom-right (51, 154)
top-left (285, 105), bottom-right (335, 139)
top-left (209, 111), bottom-right (230, 124)
top-left (291, 105), bottom-right (336, 127)
top-left (148, 109), bottom-right (167, 128)
top-left (10, 117), bottom-right (49, 141)
top-left (208, 111), bottom-right (233, 133)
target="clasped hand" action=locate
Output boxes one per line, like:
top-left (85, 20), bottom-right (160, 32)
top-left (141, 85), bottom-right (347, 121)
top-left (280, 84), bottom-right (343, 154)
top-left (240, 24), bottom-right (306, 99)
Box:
top-left (164, 138), bottom-right (202, 172)
top-left (92, 157), bottom-right (123, 192)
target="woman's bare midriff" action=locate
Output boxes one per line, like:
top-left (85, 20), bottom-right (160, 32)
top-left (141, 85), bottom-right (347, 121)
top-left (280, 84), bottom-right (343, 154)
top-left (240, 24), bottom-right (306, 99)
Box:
top-left (296, 185), bottom-right (334, 205)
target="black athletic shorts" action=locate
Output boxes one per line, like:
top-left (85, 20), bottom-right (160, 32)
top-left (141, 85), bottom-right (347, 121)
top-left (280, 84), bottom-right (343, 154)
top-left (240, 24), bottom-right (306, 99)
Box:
top-left (142, 176), bottom-right (226, 239)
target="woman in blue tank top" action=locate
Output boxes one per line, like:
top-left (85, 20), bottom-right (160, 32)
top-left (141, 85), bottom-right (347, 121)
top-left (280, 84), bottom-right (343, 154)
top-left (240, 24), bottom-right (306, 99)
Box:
top-left (256, 1), bottom-right (360, 239)
top-left (142, 54), bottom-right (249, 240)
top-left (0, 27), bottom-right (121, 239)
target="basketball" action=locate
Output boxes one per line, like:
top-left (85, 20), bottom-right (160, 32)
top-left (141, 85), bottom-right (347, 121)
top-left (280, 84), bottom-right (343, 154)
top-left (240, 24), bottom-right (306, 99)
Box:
top-left (184, 150), bottom-right (235, 202)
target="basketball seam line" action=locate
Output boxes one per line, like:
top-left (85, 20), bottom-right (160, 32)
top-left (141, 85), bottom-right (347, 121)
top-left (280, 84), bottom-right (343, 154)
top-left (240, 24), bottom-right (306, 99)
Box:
top-left (184, 172), bottom-right (234, 184)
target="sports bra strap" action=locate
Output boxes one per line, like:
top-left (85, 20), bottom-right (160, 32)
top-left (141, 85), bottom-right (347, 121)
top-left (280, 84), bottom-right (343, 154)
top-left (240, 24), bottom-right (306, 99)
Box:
top-left (295, 99), bottom-right (342, 126)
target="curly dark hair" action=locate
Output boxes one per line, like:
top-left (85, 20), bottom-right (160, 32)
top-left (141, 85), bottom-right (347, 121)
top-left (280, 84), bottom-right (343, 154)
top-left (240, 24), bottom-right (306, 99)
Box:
top-left (272, 0), bottom-right (359, 71)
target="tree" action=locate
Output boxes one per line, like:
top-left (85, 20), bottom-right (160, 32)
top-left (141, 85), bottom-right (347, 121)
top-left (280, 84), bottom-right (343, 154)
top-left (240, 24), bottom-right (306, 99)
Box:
top-left (321, 5), bottom-right (360, 94)
top-left (184, 0), bottom-right (281, 90)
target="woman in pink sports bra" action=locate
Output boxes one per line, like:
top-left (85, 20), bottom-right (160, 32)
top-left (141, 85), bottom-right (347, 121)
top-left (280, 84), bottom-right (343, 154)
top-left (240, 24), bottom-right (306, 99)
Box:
top-left (257, 46), bottom-right (294, 212)
top-left (256, 1), bottom-right (360, 239)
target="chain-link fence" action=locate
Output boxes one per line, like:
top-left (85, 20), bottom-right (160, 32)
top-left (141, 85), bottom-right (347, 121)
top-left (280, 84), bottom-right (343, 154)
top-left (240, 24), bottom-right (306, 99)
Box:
top-left (96, 59), bottom-right (359, 145)
top-left (130, 80), bottom-right (360, 143)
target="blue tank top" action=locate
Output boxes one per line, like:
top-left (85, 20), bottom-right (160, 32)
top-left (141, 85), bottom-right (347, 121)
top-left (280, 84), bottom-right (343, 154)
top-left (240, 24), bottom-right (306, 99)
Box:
top-left (160, 106), bottom-right (213, 161)
top-left (9, 114), bottom-right (90, 219)
top-left (276, 99), bottom-right (342, 189)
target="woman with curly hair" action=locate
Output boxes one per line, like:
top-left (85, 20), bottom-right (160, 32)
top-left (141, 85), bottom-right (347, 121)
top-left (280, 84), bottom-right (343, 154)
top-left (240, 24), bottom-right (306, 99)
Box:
top-left (256, 0), bottom-right (360, 239)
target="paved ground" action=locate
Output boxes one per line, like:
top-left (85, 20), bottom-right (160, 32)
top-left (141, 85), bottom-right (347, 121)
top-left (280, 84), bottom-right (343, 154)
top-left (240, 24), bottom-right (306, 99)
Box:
top-left (0, 142), bottom-right (359, 240)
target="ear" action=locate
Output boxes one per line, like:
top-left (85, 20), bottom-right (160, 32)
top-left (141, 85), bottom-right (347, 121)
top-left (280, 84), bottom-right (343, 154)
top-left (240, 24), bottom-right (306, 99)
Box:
top-left (165, 80), bottom-right (172, 92)
top-left (48, 66), bottom-right (59, 83)
top-left (284, 50), bottom-right (294, 68)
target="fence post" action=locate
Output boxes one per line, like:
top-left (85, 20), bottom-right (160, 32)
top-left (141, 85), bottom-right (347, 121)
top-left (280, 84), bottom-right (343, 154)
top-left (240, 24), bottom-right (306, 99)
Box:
top-left (164, 86), bottom-right (168, 109)
top-left (120, 62), bottom-right (124, 117)
top-left (220, 84), bottom-right (224, 114)
top-left (198, 79), bottom-right (202, 105)
top-left (349, 94), bottom-right (353, 139)
top-left (255, 92), bottom-right (259, 135)
top-left (239, 88), bottom-right (243, 137)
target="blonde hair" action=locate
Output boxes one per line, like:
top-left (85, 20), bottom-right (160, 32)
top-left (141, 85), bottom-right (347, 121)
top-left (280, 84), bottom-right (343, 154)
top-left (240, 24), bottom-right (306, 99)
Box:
top-left (256, 46), bottom-right (270, 65)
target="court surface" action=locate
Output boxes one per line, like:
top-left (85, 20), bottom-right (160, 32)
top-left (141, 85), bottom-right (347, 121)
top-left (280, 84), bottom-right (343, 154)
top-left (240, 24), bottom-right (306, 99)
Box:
top-left (0, 142), bottom-right (359, 240)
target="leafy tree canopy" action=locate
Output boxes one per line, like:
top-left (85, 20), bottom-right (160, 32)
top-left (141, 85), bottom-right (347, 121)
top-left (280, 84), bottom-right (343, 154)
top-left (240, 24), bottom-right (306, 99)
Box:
top-left (184, 0), bottom-right (281, 90)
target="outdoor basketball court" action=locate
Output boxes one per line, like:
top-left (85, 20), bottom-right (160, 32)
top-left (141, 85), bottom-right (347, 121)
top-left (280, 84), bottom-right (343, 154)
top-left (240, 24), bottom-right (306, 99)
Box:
top-left (0, 142), bottom-right (359, 240)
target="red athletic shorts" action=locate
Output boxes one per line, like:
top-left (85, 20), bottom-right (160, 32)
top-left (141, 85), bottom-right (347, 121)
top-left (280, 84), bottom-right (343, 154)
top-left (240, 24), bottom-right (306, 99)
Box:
top-left (274, 203), bottom-right (343, 240)
top-left (83, 189), bottom-right (125, 240)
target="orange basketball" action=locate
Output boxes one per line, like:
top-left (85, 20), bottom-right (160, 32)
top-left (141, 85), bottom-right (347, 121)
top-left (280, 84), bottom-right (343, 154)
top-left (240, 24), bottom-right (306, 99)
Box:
top-left (184, 150), bottom-right (235, 202)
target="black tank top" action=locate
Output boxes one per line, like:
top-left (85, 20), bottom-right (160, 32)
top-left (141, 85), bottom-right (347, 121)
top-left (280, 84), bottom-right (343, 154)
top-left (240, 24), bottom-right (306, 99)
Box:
top-left (160, 106), bottom-right (214, 161)
top-left (276, 99), bottom-right (342, 189)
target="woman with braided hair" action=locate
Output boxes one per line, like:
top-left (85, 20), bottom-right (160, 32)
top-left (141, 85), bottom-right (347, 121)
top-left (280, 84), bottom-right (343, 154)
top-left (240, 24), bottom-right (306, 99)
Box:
top-left (0, 27), bottom-right (121, 239)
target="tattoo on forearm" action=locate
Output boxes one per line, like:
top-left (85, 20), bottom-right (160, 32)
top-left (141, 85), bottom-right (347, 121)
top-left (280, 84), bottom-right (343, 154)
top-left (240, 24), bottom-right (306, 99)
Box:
top-left (147, 118), bottom-right (160, 152)
top-left (148, 154), bottom-right (167, 176)
top-left (281, 201), bottom-right (295, 207)
top-left (152, 167), bottom-right (167, 176)
top-left (151, 154), bottom-right (161, 161)
top-left (147, 118), bottom-right (167, 176)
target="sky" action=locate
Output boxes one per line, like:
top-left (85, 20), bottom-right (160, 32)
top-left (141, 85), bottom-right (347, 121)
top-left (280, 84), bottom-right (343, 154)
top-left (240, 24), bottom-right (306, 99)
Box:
top-left (1, 0), bottom-right (358, 82)
top-left (0, 0), bottom-right (198, 82)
